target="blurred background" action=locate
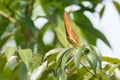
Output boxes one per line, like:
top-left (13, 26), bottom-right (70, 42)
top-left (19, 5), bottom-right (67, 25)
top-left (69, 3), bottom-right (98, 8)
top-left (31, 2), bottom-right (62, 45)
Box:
top-left (0, 0), bottom-right (120, 58)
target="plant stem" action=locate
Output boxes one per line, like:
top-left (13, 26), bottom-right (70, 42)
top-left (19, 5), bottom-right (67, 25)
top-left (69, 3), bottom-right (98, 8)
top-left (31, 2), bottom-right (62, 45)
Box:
top-left (80, 62), bottom-right (100, 79)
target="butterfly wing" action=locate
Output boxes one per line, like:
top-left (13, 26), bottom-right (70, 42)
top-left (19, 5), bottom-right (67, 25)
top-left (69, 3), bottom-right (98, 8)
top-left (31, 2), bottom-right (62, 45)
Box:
top-left (64, 12), bottom-right (78, 47)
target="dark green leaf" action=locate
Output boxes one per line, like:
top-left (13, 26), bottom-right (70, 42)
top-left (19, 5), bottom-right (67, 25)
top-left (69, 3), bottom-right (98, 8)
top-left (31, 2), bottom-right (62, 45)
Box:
top-left (0, 19), bottom-right (9, 37)
top-left (0, 34), bottom-right (12, 49)
top-left (100, 6), bottom-right (105, 18)
top-left (74, 11), bottom-right (111, 47)
top-left (17, 13), bottom-right (38, 35)
top-left (113, 1), bottom-right (120, 14)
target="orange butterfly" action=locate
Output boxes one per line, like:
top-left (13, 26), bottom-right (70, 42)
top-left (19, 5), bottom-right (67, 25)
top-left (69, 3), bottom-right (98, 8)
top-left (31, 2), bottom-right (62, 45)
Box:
top-left (64, 12), bottom-right (78, 47)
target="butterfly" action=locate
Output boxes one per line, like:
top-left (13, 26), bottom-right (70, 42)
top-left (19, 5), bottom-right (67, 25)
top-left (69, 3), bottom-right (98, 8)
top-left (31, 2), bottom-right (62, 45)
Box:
top-left (64, 12), bottom-right (78, 47)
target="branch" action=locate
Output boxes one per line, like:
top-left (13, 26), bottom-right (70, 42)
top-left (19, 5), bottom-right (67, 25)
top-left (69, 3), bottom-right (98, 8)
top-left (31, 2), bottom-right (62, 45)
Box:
top-left (80, 62), bottom-right (100, 79)
top-left (0, 11), bottom-right (16, 23)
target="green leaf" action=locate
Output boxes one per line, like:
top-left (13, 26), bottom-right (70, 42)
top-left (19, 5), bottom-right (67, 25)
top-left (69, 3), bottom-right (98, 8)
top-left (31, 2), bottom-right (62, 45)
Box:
top-left (44, 48), bottom-right (65, 60)
top-left (100, 6), bottom-right (105, 18)
top-left (0, 19), bottom-right (9, 37)
top-left (90, 45), bottom-right (102, 69)
top-left (74, 11), bottom-right (111, 48)
top-left (18, 49), bottom-right (32, 70)
top-left (17, 12), bottom-right (38, 35)
top-left (12, 62), bottom-right (27, 80)
top-left (56, 49), bottom-right (68, 62)
top-left (30, 61), bottom-right (47, 80)
top-left (59, 71), bottom-right (67, 80)
top-left (5, 46), bottom-right (16, 61)
top-left (0, 54), bottom-right (7, 76)
top-left (0, 34), bottom-right (12, 49)
top-left (108, 63), bottom-right (120, 76)
top-left (103, 56), bottom-right (120, 63)
top-left (113, 1), bottom-right (120, 14)
top-left (61, 48), bottom-right (74, 72)
top-left (55, 27), bottom-right (69, 47)
top-left (74, 48), bottom-right (82, 68)
top-left (85, 46), bottom-right (98, 73)
top-left (1, 56), bottom-right (18, 79)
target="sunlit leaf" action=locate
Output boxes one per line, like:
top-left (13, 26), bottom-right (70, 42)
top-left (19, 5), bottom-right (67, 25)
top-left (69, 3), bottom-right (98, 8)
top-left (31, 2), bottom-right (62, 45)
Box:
top-left (18, 49), bottom-right (32, 70)
top-left (103, 56), bottom-right (120, 63)
top-left (74, 48), bottom-right (82, 68)
top-left (5, 46), bottom-right (16, 61)
top-left (30, 61), bottom-right (47, 80)
top-left (44, 48), bottom-right (65, 60)
top-left (108, 63), bottom-right (120, 75)
top-left (55, 27), bottom-right (69, 47)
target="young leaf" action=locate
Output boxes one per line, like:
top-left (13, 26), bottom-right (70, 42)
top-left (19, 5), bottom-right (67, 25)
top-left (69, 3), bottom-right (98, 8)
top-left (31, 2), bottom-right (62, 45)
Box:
top-left (5, 46), bottom-right (16, 61)
top-left (18, 49), bottom-right (32, 70)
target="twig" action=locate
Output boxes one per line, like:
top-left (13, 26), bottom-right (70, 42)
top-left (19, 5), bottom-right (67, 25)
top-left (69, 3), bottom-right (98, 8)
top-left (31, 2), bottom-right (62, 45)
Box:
top-left (80, 62), bottom-right (100, 79)
top-left (0, 11), bottom-right (16, 23)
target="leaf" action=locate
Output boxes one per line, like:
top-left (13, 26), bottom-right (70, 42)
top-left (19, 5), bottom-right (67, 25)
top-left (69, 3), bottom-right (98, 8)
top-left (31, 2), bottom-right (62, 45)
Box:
top-left (18, 49), bottom-right (32, 70)
top-left (103, 56), bottom-right (120, 63)
top-left (5, 46), bottom-right (16, 61)
top-left (0, 19), bottom-right (9, 37)
top-left (100, 6), bottom-right (105, 18)
top-left (59, 71), bottom-right (67, 80)
top-left (30, 61), bottom-right (47, 80)
top-left (74, 48), bottom-right (82, 68)
top-left (108, 63), bottom-right (120, 76)
top-left (113, 1), bottom-right (120, 14)
top-left (17, 12), bottom-right (38, 35)
top-left (61, 48), bottom-right (74, 72)
top-left (12, 62), bottom-right (27, 80)
top-left (74, 11), bottom-right (111, 48)
top-left (90, 45), bottom-right (102, 69)
top-left (55, 27), bottom-right (69, 47)
top-left (56, 49), bottom-right (68, 62)
top-left (0, 34), bottom-right (12, 49)
top-left (1, 56), bottom-right (18, 79)
top-left (44, 48), bottom-right (65, 60)
top-left (85, 47), bottom-right (98, 73)
top-left (0, 54), bottom-right (7, 76)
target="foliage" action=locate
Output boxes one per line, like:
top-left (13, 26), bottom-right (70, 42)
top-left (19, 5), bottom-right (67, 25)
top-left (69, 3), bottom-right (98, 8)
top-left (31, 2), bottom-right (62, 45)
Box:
top-left (0, 0), bottom-right (120, 80)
